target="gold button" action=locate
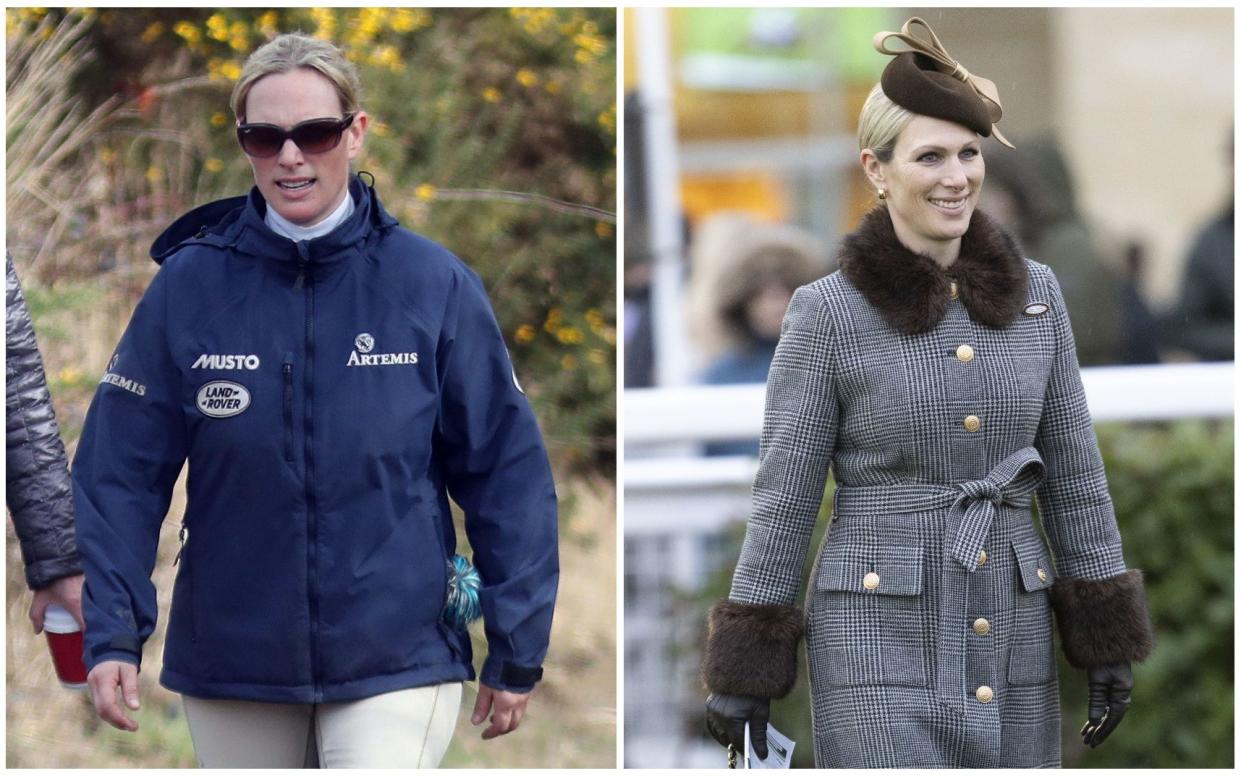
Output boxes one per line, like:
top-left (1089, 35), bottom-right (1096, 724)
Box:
top-left (963, 415), bottom-right (981, 433)
top-left (956, 344), bottom-right (975, 362)
top-left (972, 617), bottom-right (991, 636)
top-left (977, 550), bottom-right (988, 566)
top-left (976, 685), bottom-right (994, 703)
top-left (863, 572), bottom-right (880, 590)
top-left (950, 281), bottom-right (959, 299)
top-left (1037, 568), bottom-right (1047, 583)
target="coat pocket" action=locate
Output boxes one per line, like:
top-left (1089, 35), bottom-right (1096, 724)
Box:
top-left (1007, 525), bottom-right (1057, 685)
top-left (811, 544), bottom-right (928, 687)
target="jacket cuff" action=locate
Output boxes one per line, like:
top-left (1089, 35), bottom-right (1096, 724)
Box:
top-left (25, 555), bottom-right (83, 591)
top-left (85, 642), bottom-right (142, 674)
top-left (480, 656), bottom-right (543, 693)
top-left (701, 599), bottom-right (803, 699)
top-left (1049, 569), bottom-right (1154, 669)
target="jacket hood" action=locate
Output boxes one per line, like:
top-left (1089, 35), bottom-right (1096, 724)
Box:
top-left (838, 206), bottom-right (1028, 335)
top-left (150, 174), bottom-right (399, 265)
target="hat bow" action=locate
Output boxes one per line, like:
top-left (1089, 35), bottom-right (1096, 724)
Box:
top-left (873, 17), bottom-right (1015, 149)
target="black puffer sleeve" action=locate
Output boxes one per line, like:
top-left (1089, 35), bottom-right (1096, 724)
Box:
top-left (6, 252), bottom-right (81, 589)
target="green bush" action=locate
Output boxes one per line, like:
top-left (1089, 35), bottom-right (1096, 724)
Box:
top-left (693, 419), bottom-right (1233, 767)
top-left (1061, 419), bottom-right (1234, 767)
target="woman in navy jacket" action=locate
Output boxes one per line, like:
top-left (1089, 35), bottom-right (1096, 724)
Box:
top-left (73, 33), bottom-right (558, 767)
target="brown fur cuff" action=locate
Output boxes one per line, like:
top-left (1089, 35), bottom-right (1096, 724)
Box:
top-left (1049, 569), bottom-right (1155, 668)
top-left (701, 599), bottom-right (804, 698)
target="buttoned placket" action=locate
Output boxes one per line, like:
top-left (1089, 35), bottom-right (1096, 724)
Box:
top-left (935, 296), bottom-right (998, 736)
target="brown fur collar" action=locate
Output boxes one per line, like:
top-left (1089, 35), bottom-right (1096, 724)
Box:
top-left (1049, 569), bottom-right (1155, 668)
top-left (838, 207), bottom-right (1028, 335)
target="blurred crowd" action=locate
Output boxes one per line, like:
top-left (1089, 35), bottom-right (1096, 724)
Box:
top-left (625, 129), bottom-right (1234, 429)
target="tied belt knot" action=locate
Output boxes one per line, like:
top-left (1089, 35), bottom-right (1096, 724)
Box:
top-left (947, 447), bottom-right (1045, 572)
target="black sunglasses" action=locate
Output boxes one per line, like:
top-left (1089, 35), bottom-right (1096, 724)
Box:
top-left (236, 113), bottom-right (356, 158)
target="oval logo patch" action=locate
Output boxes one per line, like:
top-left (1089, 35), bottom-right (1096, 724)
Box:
top-left (196, 380), bottom-right (251, 418)
top-left (1023, 302), bottom-right (1050, 316)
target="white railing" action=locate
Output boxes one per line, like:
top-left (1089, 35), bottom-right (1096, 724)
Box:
top-left (625, 362), bottom-right (1234, 446)
top-left (624, 362), bottom-right (1233, 535)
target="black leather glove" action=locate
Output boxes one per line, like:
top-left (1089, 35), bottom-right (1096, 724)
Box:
top-left (706, 693), bottom-right (770, 760)
top-left (1081, 662), bottom-right (1133, 748)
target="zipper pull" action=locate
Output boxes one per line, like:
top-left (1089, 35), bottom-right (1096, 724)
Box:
top-left (293, 242), bottom-right (310, 292)
top-left (173, 523), bottom-right (188, 566)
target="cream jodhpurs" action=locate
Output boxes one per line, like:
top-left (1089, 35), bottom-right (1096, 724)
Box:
top-left (181, 682), bottom-right (462, 768)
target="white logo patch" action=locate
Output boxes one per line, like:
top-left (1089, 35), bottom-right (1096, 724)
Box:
top-left (192, 354), bottom-right (261, 370)
top-left (346, 332), bottom-right (418, 367)
top-left (1023, 302), bottom-right (1050, 316)
top-left (196, 380), bottom-right (251, 417)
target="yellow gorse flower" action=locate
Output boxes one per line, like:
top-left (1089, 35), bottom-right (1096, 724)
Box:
top-left (415, 184), bottom-right (437, 201)
top-left (515, 324), bottom-right (537, 344)
top-left (391, 8), bottom-right (431, 34)
top-left (228, 20), bottom-right (249, 52)
top-left (173, 20), bottom-right (201, 45)
top-left (140, 21), bottom-right (164, 43)
top-left (204, 158), bottom-right (224, 173)
top-left (543, 308), bottom-right (563, 333)
top-left (206, 13), bottom-right (229, 42)
top-left (481, 87), bottom-right (502, 103)
top-left (515, 69), bottom-right (538, 88)
top-left (257, 11), bottom-right (279, 37)
top-left (597, 105), bottom-right (616, 134)
top-left (310, 8), bottom-right (336, 40)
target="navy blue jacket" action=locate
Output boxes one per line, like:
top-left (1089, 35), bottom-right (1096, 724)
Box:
top-left (72, 177), bottom-right (558, 702)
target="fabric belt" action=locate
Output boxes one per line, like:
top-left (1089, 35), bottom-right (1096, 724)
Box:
top-left (832, 446), bottom-right (1047, 714)
top-left (833, 446), bottom-right (1046, 571)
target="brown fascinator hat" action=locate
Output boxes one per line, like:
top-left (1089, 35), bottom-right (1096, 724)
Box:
top-left (874, 17), bottom-right (1015, 149)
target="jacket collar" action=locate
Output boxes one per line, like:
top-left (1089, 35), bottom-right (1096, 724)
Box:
top-left (838, 206), bottom-right (1028, 334)
top-left (150, 175), bottom-right (400, 267)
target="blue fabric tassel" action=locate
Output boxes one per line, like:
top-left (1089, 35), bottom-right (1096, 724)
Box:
top-left (443, 554), bottom-right (483, 630)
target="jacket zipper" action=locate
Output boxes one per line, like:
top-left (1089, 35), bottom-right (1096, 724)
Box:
top-left (172, 523), bottom-right (197, 642)
top-left (296, 241), bottom-right (323, 702)
top-left (282, 354), bottom-right (294, 463)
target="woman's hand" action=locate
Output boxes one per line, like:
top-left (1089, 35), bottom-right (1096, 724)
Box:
top-left (471, 683), bottom-right (530, 739)
top-left (706, 693), bottom-right (770, 760)
top-left (1081, 662), bottom-right (1133, 747)
top-left (87, 660), bottom-right (140, 732)
top-left (29, 573), bottom-right (85, 632)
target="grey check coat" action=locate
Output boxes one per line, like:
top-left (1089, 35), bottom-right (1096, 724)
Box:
top-left (702, 209), bottom-right (1153, 768)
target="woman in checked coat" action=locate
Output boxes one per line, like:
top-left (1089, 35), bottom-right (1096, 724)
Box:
top-left (702, 19), bottom-right (1153, 768)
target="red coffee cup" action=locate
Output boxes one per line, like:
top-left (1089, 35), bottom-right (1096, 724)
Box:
top-left (44, 603), bottom-right (88, 689)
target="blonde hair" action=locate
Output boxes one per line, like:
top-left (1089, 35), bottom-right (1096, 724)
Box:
top-left (230, 33), bottom-right (362, 120)
top-left (857, 83), bottom-right (915, 163)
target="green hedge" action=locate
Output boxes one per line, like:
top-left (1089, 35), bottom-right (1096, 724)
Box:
top-left (696, 419), bottom-right (1233, 767)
